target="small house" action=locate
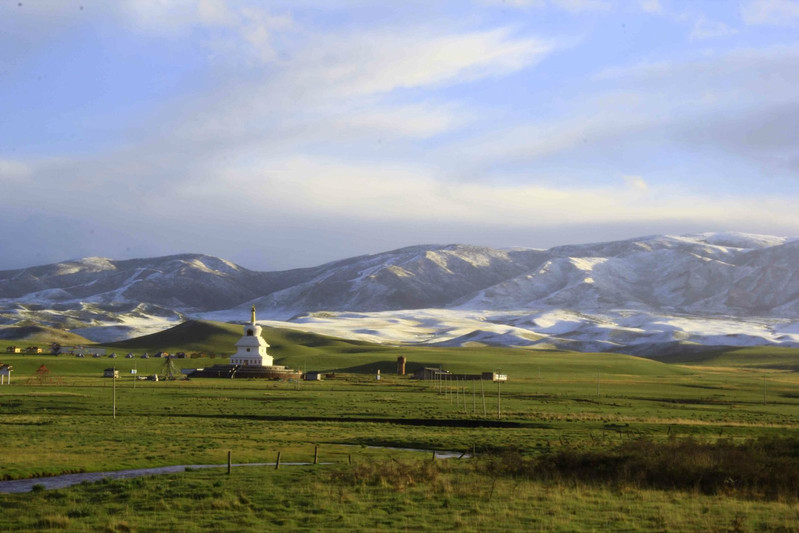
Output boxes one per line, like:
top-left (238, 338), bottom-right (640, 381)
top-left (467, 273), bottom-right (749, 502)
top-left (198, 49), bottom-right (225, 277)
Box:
top-left (482, 372), bottom-right (508, 382)
top-left (176, 352), bottom-right (187, 359)
top-left (103, 368), bottom-right (119, 378)
top-left (109, 353), bottom-right (117, 358)
top-left (125, 353), bottom-right (135, 358)
top-left (25, 346), bottom-right (43, 354)
top-left (6, 346), bottom-right (20, 354)
top-left (303, 371), bottom-right (323, 381)
top-left (0, 363), bottom-right (12, 385)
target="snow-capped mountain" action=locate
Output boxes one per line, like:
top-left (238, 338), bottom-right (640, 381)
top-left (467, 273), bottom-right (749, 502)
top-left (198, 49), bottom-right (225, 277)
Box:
top-left (4, 232), bottom-right (799, 351)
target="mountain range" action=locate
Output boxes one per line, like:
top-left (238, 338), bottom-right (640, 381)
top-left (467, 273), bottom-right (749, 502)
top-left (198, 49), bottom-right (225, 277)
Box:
top-left (3, 232), bottom-right (799, 353)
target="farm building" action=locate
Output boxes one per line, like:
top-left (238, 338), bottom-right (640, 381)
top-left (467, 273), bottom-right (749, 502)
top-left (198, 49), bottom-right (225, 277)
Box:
top-left (103, 368), bottom-right (119, 378)
top-left (303, 371), bottom-right (323, 381)
top-left (413, 367), bottom-right (450, 380)
top-left (414, 368), bottom-right (509, 381)
top-left (6, 346), bottom-right (21, 354)
top-left (25, 346), bottom-right (43, 354)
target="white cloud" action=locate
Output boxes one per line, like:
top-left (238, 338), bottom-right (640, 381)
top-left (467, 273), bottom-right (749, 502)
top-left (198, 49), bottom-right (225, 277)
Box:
top-left (551, 0), bottom-right (611, 12)
top-left (175, 155), bottom-right (799, 230)
top-left (690, 17), bottom-right (738, 39)
top-left (623, 175), bottom-right (649, 194)
top-left (742, 0), bottom-right (799, 25)
top-left (0, 159), bottom-right (31, 181)
top-left (153, 26), bottom-right (552, 152)
top-left (292, 28), bottom-right (553, 98)
top-left (480, 0), bottom-right (609, 11)
top-left (638, 0), bottom-right (662, 14)
top-left (119, 0), bottom-right (292, 64)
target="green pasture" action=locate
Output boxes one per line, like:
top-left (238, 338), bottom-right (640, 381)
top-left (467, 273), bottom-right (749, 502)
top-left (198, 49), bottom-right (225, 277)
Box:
top-left (2, 322), bottom-right (799, 531)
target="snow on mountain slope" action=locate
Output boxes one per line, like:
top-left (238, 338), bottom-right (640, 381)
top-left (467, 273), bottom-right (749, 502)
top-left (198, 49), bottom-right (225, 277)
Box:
top-left (0, 254), bottom-right (271, 310)
top-left (454, 233), bottom-right (781, 314)
top-left (247, 308), bottom-right (799, 352)
top-left (243, 244), bottom-right (545, 319)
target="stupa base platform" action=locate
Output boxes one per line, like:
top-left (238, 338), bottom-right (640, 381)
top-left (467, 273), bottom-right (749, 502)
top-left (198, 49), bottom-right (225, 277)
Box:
top-left (190, 364), bottom-right (301, 379)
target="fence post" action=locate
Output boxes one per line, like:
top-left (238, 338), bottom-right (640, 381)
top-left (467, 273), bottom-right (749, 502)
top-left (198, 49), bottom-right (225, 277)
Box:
top-left (313, 445), bottom-right (319, 465)
top-left (227, 451), bottom-right (231, 475)
top-left (275, 451), bottom-right (281, 470)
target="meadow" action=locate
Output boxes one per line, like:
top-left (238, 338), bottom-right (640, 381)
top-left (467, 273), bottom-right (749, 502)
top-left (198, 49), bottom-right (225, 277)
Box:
top-left (1, 322), bottom-right (798, 531)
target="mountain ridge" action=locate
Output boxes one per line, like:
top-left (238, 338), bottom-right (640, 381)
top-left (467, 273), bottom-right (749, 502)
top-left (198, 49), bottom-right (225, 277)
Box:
top-left (4, 232), bottom-right (799, 351)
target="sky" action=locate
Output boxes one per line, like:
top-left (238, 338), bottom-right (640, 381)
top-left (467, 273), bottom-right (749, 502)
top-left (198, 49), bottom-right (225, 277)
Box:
top-left (1, 0), bottom-right (799, 271)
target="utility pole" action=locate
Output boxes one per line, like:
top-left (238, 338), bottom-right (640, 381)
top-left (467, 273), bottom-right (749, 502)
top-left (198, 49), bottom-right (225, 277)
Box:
top-left (596, 371), bottom-right (600, 397)
top-left (763, 376), bottom-right (766, 405)
top-left (113, 365), bottom-right (116, 420)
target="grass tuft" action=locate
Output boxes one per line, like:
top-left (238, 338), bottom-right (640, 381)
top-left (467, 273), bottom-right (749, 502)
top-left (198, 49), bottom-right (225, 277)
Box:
top-left (331, 459), bottom-right (447, 492)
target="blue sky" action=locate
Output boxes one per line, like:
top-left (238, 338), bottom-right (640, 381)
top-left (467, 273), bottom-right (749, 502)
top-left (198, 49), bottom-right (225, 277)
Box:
top-left (2, 0), bottom-right (799, 270)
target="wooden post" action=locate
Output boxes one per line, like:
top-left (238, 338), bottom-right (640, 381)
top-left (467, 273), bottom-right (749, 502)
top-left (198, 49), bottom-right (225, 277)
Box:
top-left (763, 376), bottom-right (766, 405)
top-left (472, 380), bottom-right (476, 414)
top-left (227, 450), bottom-right (231, 475)
top-left (348, 454), bottom-right (352, 466)
top-left (313, 445), bottom-right (319, 465)
top-left (431, 451), bottom-right (436, 461)
top-left (275, 451), bottom-right (281, 470)
top-left (113, 366), bottom-right (116, 420)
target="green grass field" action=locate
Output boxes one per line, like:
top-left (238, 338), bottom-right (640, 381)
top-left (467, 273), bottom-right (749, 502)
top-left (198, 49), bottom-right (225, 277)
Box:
top-left (1, 321), bottom-right (799, 531)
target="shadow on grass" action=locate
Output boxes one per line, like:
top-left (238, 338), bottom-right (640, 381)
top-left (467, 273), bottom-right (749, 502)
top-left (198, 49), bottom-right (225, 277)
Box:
top-left (157, 412), bottom-right (541, 429)
top-left (482, 437), bottom-right (799, 500)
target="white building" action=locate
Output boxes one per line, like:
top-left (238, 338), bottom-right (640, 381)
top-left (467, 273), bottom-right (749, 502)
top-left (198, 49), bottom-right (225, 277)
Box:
top-left (230, 306), bottom-right (273, 367)
top-left (0, 364), bottom-right (12, 385)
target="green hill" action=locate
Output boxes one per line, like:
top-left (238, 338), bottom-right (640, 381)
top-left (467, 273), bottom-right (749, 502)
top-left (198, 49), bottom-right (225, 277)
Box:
top-left (99, 319), bottom-right (690, 380)
top-left (105, 319), bottom-right (385, 359)
top-left (650, 345), bottom-right (799, 371)
top-left (0, 324), bottom-right (92, 345)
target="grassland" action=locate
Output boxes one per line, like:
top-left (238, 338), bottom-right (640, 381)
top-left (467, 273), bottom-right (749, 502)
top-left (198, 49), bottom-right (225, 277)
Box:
top-left (1, 322), bottom-right (799, 531)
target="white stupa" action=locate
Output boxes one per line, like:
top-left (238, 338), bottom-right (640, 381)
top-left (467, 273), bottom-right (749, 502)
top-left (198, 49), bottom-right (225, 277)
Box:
top-left (230, 306), bottom-right (273, 367)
